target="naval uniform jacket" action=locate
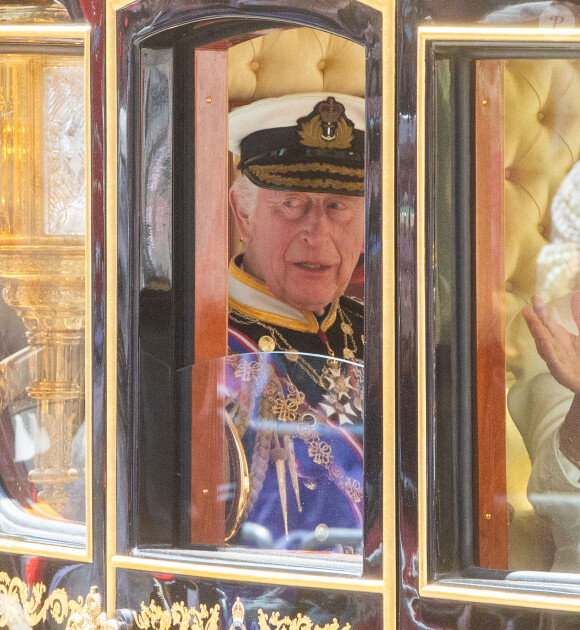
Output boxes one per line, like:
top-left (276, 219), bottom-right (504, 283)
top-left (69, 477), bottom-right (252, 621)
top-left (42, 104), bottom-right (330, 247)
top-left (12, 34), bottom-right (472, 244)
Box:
top-left (227, 258), bottom-right (364, 552)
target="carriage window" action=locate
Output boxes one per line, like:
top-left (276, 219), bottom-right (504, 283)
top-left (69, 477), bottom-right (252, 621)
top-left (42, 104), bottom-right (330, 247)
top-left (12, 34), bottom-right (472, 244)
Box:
top-left (0, 38), bottom-right (89, 549)
top-left (429, 50), bottom-right (580, 576)
top-left (134, 26), bottom-right (373, 571)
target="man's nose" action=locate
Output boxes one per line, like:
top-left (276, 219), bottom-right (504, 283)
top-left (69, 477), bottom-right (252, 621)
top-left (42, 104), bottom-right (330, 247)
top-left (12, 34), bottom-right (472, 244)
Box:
top-left (301, 206), bottom-right (331, 241)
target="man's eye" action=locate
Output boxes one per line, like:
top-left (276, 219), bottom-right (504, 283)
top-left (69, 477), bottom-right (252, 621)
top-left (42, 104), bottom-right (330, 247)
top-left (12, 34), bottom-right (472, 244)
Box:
top-left (281, 200), bottom-right (305, 217)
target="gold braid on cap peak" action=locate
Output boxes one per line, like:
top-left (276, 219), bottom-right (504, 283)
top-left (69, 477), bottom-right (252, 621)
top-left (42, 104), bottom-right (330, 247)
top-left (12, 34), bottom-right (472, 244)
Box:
top-left (247, 165), bottom-right (364, 193)
top-left (253, 162), bottom-right (363, 176)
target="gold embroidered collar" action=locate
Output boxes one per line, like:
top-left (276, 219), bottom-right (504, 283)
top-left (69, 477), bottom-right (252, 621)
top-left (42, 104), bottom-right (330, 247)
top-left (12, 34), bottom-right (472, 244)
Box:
top-left (228, 258), bottom-right (338, 333)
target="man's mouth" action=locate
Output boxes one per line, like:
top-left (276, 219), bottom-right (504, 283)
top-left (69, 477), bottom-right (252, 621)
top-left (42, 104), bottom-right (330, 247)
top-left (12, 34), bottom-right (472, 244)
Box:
top-left (296, 262), bottom-right (331, 271)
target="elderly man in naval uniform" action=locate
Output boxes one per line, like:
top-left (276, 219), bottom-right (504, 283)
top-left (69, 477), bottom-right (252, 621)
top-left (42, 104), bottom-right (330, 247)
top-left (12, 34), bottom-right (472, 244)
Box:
top-left (223, 93), bottom-right (366, 553)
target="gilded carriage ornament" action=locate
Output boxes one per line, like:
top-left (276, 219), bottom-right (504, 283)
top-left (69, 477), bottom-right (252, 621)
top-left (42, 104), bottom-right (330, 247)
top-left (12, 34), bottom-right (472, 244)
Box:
top-left (257, 610), bottom-right (351, 630)
top-left (0, 571), bottom-right (83, 628)
top-left (133, 600), bottom-right (220, 630)
top-left (66, 587), bottom-right (119, 630)
top-left (229, 598), bottom-right (246, 630)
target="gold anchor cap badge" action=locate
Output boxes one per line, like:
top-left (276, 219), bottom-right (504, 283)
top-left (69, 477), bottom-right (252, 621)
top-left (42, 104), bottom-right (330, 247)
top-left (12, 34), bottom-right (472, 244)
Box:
top-left (297, 97), bottom-right (354, 149)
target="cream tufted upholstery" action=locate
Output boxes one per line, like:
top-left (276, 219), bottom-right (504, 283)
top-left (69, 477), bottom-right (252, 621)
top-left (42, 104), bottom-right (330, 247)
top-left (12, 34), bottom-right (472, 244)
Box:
top-left (228, 28), bottom-right (365, 101)
top-left (505, 59), bottom-right (580, 374)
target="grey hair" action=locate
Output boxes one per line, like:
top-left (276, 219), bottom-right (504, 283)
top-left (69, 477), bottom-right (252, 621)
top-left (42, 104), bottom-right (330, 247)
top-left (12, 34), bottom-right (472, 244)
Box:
top-left (230, 174), bottom-right (260, 218)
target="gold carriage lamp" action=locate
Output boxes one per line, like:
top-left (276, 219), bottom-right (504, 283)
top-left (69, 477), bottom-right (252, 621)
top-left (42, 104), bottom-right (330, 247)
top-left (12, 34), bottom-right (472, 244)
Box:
top-left (0, 2), bottom-right (90, 520)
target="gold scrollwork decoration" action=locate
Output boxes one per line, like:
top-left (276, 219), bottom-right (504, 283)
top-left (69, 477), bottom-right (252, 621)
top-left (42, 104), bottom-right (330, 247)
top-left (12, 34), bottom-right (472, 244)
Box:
top-left (0, 571), bottom-right (84, 628)
top-left (133, 600), bottom-right (221, 630)
top-left (257, 610), bottom-right (351, 630)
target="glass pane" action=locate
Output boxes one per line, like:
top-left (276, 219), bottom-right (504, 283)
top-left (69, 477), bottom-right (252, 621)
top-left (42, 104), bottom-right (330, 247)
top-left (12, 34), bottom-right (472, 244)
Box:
top-left (133, 27), bottom-right (370, 573)
top-left (431, 51), bottom-right (580, 576)
top-left (180, 352), bottom-right (363, 556)
top-left (0, 50), bottom-right (87, 545)
top-left (428, 52), bottom-right (580, 572)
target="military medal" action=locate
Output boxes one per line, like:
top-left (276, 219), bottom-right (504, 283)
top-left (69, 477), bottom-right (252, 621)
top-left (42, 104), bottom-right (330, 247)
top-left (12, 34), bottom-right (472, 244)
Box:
top-left (259, 335), bottom-right (276, 352)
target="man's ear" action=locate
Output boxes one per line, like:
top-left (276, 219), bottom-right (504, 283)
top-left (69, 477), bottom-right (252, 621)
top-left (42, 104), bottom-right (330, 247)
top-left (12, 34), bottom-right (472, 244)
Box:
top-left (229, 186), bottom-right (253, 243)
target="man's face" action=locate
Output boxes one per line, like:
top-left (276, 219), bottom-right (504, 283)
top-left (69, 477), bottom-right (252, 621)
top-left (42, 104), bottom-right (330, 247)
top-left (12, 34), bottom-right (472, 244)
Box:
top-left (234, 187), bottom-right (364, 315)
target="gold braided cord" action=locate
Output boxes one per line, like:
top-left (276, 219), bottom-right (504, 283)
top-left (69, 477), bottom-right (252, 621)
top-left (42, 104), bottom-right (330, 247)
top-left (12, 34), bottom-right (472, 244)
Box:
top-left (133, 600), bottom-right (220, 630)
top-left (0, 572), bottom-right (84, 628)
top-left (247, 167), bottom-right (363, 193)
top-left (257, 610), bottom-right (351, 630)
top-left (252, 162), bottom-right (363, 177)
top-left (228, 311), bottom-right (324, 387)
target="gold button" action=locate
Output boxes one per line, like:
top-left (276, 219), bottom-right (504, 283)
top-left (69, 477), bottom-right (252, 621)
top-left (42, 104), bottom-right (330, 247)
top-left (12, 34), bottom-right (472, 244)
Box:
top-left (259, 335), bottom-right (276, 352)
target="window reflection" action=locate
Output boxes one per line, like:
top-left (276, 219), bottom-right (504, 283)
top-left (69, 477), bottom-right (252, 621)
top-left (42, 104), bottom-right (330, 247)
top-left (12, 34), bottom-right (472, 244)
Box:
top-left (183, 352), bottom-right (363, 552)
top-left (0, 50), bottom-right (87, 541)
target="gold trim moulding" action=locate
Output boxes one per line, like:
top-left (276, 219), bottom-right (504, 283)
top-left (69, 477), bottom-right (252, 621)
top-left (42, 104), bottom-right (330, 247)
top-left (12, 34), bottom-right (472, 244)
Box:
top-left (0, 538), bottom-right (90, 562)
top-left (0, 24), bottom-right (89, 41)
top-left (420, 583), bottom-right (580, 613)
top-left (111, 555), bottom-right (384, 593)
top-left (418, 25), bottom-right (580, 43)
top-left (105, 0), bottom-right (119, 611)
top-left (380, 6), bottom-right (397, 630)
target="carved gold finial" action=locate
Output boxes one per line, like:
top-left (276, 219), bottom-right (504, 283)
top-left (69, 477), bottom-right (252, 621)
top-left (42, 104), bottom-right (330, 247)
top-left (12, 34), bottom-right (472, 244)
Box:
top-left (66, 587), bottom-right (120, 630)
